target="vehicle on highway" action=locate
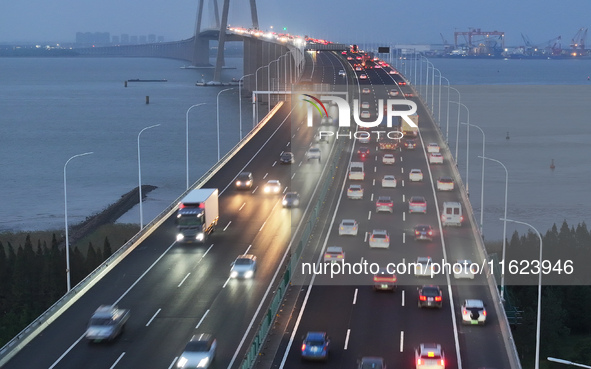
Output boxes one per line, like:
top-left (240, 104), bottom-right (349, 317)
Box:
top-left (415, 257), bottom-right (433, 277)
top-left (347, 184), bottom-right (364, 199)
top-left (280, 151), bottom-right (295, 164)
top-left (263, 180), bottom-right (282, 194)
top-left (85, 305), bottom-right (130, 342)
top-left (378, 137), bottom-right (399, 150)
top-left (404, 139), bottom-right (417, 149)
top-left (356, 66), bottom-right (363, 71)
top-left (409, 169), bottom-right (423, 182)
top-left (347, 56), bottom-right (353, 60)
top-left (388, 89), bottom-right (399, 97)
top-left (230, 254), bottom-right (257, 279)
top-left (414, 224), bottom-right (434, 241)
top-left (362, 87), bottom-right (371, 94)
top-left (339, 219), bottom-right (359, 236)
top-left (409, 196), bottom-right (427, 214)
top-left (306, 147), bottom-right (321, 161)
top-left (382, 154), bottom-right (395, 165)
top-left (453, 259), bottom-right (475, 279)
top-left (358, 356), bottom-right (386, 369)
top-left (373, 267), bottom-right (397, 291)
top-left (436, 177), bottom-right (454, 191)
top-left (339, 69), bottom-right (346, 77)
top-left (415, 343), bottom-right (445, 369)
top-left (282, 192), bottom-right (300, 207)
top-left (429, 152), bottom-right (443, 164)
top-left (405, 92), bottom-right (415, 97)
top-left (382, 175), bottom-right (397, 188)
top-left (376, 196), bottom-right (394, 213)
top-left (360, 110), bottom-right (371, 119)
top-left (177, 333), bottom-right (217, 369)
top-left (427, 143), bottom-right (440, 153)
top-left (418, 285), bottom-right (443, 308)
top-left (360, 73), bottom-right (368, 79)
top-left (235, 172), bottom-right (253, 190)
top-left (349, 162), bottom-right (365, 180)
top-left (320, 115), bottom-right (335, 125)
top-left (357, 146), bottom-right (370, 160)
top-left (461, 299), bottom-right (487, 325)
top-left (358, 133), bottom-right (371, 144)
top-left (176, 189), bottom-right (219, 244)
top-left (323, 246), bottom-right (345, 263)
top-left (369, 229), bottom-right (390, 248)
top-left (315, 131), bottom-right (328, 143)
top-left (301, 331), bottom-right (330, 361)
top-left (391, 74), bottom-right (407, 86)
top-left (361, 101), bottom-right (370, 109)
top-left (441, 202), bottom-right (463, 226)
top-left (388, 69), bottom-right (398, 75)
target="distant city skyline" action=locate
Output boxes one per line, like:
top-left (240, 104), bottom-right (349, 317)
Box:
top-left (1, 0), bottom-right (590, 47)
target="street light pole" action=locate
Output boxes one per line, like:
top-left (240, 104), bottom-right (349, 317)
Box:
top-left (254, 64), bottom-right (268, 125)
top-left (548, 358), bottom-right (591, 368)
top-left (441, 77), bottom-right (451, 143)
top-left (268, 58), bottom-right (280, 113)
top-left (186, 103), bottom-right (206, 189)
top-left (463, 122), bottom-right (485, 234)
top-left (481, 156), bottom-right (508, 300)
top-left (138, 124), bottom-right (160, 229)
top-left (451, 101), bottom-right (469, 193)
top-left (217, 87), bottom-right (236, 161)
top-left (64, 151), bottom-right (93, 292)
top-left (239, 74), bottom-right (254, 140)
top-left (503, 218), bottom-right (543, 369)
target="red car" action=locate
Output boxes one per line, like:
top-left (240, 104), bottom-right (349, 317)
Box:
top-left (357, 146), bottom-right (370, 160)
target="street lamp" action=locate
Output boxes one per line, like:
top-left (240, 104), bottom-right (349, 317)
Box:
top-left (481, 155), bottom-right (508, 300)
top-left (548, 358), bottom-right (591, 368)
top-left (64, 151), bottom-right (94, 292)
top-left (463, 122), bottom-right (485, 235)
top-left (450, 101), bottom-right (470, 193)
top-left (268, 58), bottom-right (281, 113)
top-left (138, 124), bottom-right (160, 229)
top-left (448, 88), bottom-right (462, 162)
top-left (217, 87), bottom-right (237, 161)
top-left (432, 67), bottom-right (442, 124)
top-left (239, 74), bottom-right (254, 140)
top-left (186, 103), bottom-right (206, 189)
top-left (254, 64), bottom-right (269, 125)
top-left (502, 218), bottom-right (543, 369)
top-left (441, 76), bottom-right (452, 143)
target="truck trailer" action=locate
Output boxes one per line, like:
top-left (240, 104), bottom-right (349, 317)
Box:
top-left (400, 113), bottom-right (419, 137)
top-left (176, 188), bottom-right (219, 243)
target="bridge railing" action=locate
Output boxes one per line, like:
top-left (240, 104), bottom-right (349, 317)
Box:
top-left (0, 102), bottom-right (285, 367)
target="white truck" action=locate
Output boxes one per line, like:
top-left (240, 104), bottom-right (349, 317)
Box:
top-left (85, 305), bottom-right (130, 342)
top-left (348, 162), bottom-right (365, 180)
top-left (400, 113), bottom-right (419, 137)
top-left (176, 188), bottom-right (219, 243)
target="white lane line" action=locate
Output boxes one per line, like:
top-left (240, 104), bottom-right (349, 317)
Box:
top-left (297, 126), bottom-right (301, 131)
top-left (167, 357), bottom-right (178, 369)
top-left (201, 244), bottom-right (214, 259)
top-left (110, 352), bottom-right (125, 369)
top-left (400, 331), bottom-right (404, 352)
top-left (291, 172), bottom-right (296, 179)
top-left (178, 273), bottom-right (191, 288)
top-left (403, 232), bottom-right (406, 244)
top-left (223, 221), bottom-right (232, 231)
top-left (403, 212), bottom-right (406, 222)
top-left (244, 244), bottom-right (252, 254)
top-left (299, 161), bottom-right (303, 167)
top-left (222, 277), bottom-right (231, 288)
top-left (292, 133), bottom-right (296, 138)
top-left (252, 186), bottom-right (258, 194)
top-left (353, 288), bottom-right (358, 304)
top-left (364, 232), bottom-right (368, 243)
top-left (372, 179), bottom-right (375, 186)
top-left (374, 166), bottom-right (377, 173)
top-left (283, 187), bottom-right (288, 194)
top-left (259, 221), bottom-right (266, 232)
top-left (239, 202), bottom-right (246, 211)
top-left (146, 308), bottom-right (161, 326)
top-left (272, 161), bottom-right (277, 167)
top-left (402, 290), bottom-right (405, 307)
top-left (401, 167), bottom-right (404, 173)
top-left (370, 193), bottom-right (374, 201)
top-left (402, 179), bottom-right (405, 187)
top-left (263, 172), bottom-right (269, 179)
top-left (402, 194), bottom-right (405, 202)
top-left (368, 211), bottom-right (372, 220)
top-left (344, 329), bottom-right (351, 350)
top-left (400, 157), bottom-right (403, 162)
top-left (375, 155), bottom-right (378, 161)
top-left (286, 141), bottom-right (290, 146)
top-left (195, 309), bottom-right (210, 329)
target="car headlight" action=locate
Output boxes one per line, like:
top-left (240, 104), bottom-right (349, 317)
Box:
top-left (177, 356), bottom-right (188, 368)
top-left (264, 187), bottom-right (270, 193)
top-left (244, 270), bottom-right (254, 279)
top-left (230, 271), bottom-right (238, 278)
top-left (176, 234), bottom-right (185, 241)
top-left (246, 181), bottom-right (251, 185)
top-left (236, 181), bottom-right (242, 186)
top-left (196, 233), bottom-right (204, 241)
top-left (197, 357), bottom-right (210, 368)
top-left (282, 200), bottom-right (288, 205)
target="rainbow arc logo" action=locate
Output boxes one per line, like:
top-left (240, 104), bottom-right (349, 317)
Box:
top-left (301, 94), bottom-right (328, 118)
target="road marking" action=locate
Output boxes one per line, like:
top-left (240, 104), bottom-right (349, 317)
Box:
top-left (178, 273), bottom-right (191, 288)
top-left (353, 288), bottom-right (358, 304)
top-left (401, 167), bottom-right (404, 173)
top-left (372, 179), bottom-right (375, 186)
top-left (195, 309), bottom-right (209, 329)
top-left (259, 221), bottom-right (266, 232)
top-left (403, 212), bottom-right (406, 221)
top-left (291, 172), bottom-right (296, 179)
top-left (402, 289), bottom-right (405, 307)
top-left (263, 172), bottom-right (268, 179)
top-left (167, 357), bottom-right (178, 369)
top-left (400, 157), bottom-right (403, 162)
top-left (402, 194), bottom-right (405, 202)
top-left (222, 277), bottom-right (231, 288)
top-left (400, 331), bottom-right (404, 352)
top-left (239, 202), bottom-right (246, 211)
top-left (283, 187), bottom-right (288, 194)
top-left (244, 244), bottom-right (252, 254)
top-left (368, 211), bottom-right (372, 220)
top-left (286, 141), bottom-right (290, 146)
top-left (402, 179), bottom-right (405, 187)
top-left (146, 308), bottom-right (161, 326)
top-left (364, 232), bottom-right (368, 242)
top-left (201, 244), bottom-right (214, 260)
top-left (344, 329), bottom-right (351, 350)
top-left (370, 193), bottom-right (374, 201)
top-left (374, 166), bottom-right (377, 173)
top-left (375, 155), bottom-right (378, 161)
top-left (297, 126), bottom-right (301, 131)
top-left (292, 133), bottom-right (296, 138)
top-left (110, 352), bottom-right (125, 369)
top-left (223, 221), bottom-right (232, 231)
top-left (299, 161), bottom-right (303, 167)
top-left (272, 161), bottom-right (277, 167)
top-left (252, 186), bottom-right (258, 194)
top-left (403, 232), bottom-right (406, 244)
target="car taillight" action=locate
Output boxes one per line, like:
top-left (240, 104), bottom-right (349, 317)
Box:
top-left (483, 310), bottom-right (487, 316)
top-left (428, 231), bottom-right (433, 235)
top-left (441, 215), bottom-right (446, 221)
top-left (337, 255), bottom-right (343, 259)
top-left (440, 359), bottom-right (445, 366)
top-left (460, 216), bottom-right (464, 221)
top-left (417, 358), bottom-right (423, 365)
top-left (463, 309), bottom-right (467, 315)
top-left (435, 296), bottom-right (442, 302)
top-left (301, 344), bottom-right (306, 351)
top-left (415, 231), bottom-right (420, 235)
top-left (419, 295), bottom-right (427, 301)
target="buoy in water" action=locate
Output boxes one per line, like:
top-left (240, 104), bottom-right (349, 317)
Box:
top-left (506, 131), bottom-right (510, 140)
top-left (550, 159), bottom-right (555, 170)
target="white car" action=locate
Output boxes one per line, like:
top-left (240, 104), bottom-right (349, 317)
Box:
top-left (415, 343), bottom-right (445, 369)
top-left (339, 219), bottom-right (359, 236)
top-left (361, 101), bottom-right (370, 109)
top-left (230, 254), bottom-right (257, 279)
top-left (306, 147), bottom-right (321, 161)
top-left (263, 180), bottom-right (282, 194)
top-left (409, 169), bottom-right (423, 182)
top-left (323, 246), bottom-right (345, 263)
top-left (461, 299), bottom-right (487, 325)
top-left (382, 175), bottom-right (397, 188)
top-left (360, 74), bottom-right (368, 79)
top-left (388, 89), bottom-right (399, 97)
top-left (360, 110), bottom-right (371, 119)
top-left (358, 134), bottom-right (370, 144)
top-left (427, 143), bottom-right (440, 153)
top-left (429, 153), bottom-right (443, 164)
top-left (414, 257), bottom-right (433, 277)
top-left (338, 69), bottom-right (346, 77)
top-left (437, 177), bottom-right (454, 191)
top-left (382, 154), bottom-right (395, 165)
top-left (453, 259), bottom-right (475, 279)
top-left (409, 196), bottom-right (427, 214)
top-left (347, 184), bottom-right (364, 199)
top-left (362, 88), bottom-right (371, 94)
top-left (177, 334), bottom-right (217, 369)
top-left (369, 229), bottom-right (390, 248)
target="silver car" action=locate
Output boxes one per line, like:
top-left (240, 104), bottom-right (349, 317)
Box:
top-left (230, 254), bottom-right (257, 279)
top-left (453, 259), bottom-right (475, 279)
top-left (339, 219), bottom-right (359, 236)
top-left (409, 169), bottom-right (423, 182)
top-left (382, 175), bottom-right (397, 188)
top-left (177, 333), bottom-right (217, 369)
top-left (461, 299), bottom-right (487, 325)
top-left (282, 192), bottom-right (300, 208)
top-left (347, 184), bottom-right (364, 199)
top-left (369, 229), bottom-right (390, 248)
top-left (415, 257), bottom-right (433, 277)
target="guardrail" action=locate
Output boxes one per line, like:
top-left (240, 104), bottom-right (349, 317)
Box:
top-left (0, 102), bottom-right (285, 367)
top-left (239, 130), bottom-right (348, 369)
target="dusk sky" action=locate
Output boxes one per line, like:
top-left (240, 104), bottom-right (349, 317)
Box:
top-left (1, 0), bottom-right (590, 47)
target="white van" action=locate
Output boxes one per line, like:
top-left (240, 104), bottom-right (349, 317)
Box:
top-left (349, 162), bottom-right (365, 180)
top-left (441, 202), bottom-right (463, 227)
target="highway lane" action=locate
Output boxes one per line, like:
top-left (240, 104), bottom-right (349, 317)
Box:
top-left (275, 49), bottom-right (511, 369)
top-left (4, 49), bottom-right (346, 369)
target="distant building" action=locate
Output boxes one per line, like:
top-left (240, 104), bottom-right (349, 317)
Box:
top-left (157, 36), bottom-right (164, 42)
top-left (121, 34), bottom-right (129, 44)
top-left (130, 35), bottom-right (138, 44)
top-left (148, 34), bottom-right (156, 43)
top-left (112, 35), bottom-right (120, 44)
top-left (139, 35), bottom-right (147, 44)
top-left (75, 32), bottom-right (111, 45)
